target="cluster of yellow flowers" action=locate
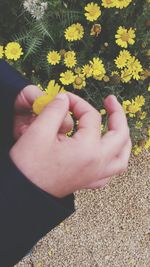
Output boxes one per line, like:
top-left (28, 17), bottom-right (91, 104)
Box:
top-left (84, 1), bottom-right (133, 23)
top-left (47, 47), bottom-right (106, 88)
top-left (0, 42), bottom-right (23, 61)
top-left (123, 95), bottom-right (145, 118)
top-left (1, 0), bottom-right (149, 156)
top-left (102, 0), bottom-right (132, 9)
top-left (114, 50), bottom-right (143, 82)
top-left (133, 127), bottom-right (150, 156)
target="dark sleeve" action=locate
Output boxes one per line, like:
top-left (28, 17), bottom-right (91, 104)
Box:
top-left (0, 60), bottom-right (75, 266)
top-left (0, 154), bottom-right (75, 267)
top-left (0, 59), bottom-right (31, 153)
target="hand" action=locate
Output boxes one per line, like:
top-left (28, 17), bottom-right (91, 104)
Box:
top-left (9, 93), bottom-right (132, 198)
top-left (13, 85), bottom-right (73, 140)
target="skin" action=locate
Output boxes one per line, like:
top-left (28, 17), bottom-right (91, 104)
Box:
top-left (10, 85), bottom-right (132, 198)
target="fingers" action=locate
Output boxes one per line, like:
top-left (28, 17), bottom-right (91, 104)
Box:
top-left (59, 113), bottom-right (74, 134)
top-left (86, 138), bottom-right (132, 190)
top-left (100, 95), bottom-right (130, 160)
top-left (30, 93), bottom-right (70, 140)
top-left (15, 85), bottom-right (44, 112)
top-left (102, 138), bottom-right (132, 178)
top-left (67, 92), bottom-right (101, 140)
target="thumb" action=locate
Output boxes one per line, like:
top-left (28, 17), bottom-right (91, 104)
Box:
top-left (32, 93), bottom-right (70, 139)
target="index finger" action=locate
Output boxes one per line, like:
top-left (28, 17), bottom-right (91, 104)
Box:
top-left (66, 92), bottom-right (101, 140)
top-left (101, 95), bottom-right (130, 159)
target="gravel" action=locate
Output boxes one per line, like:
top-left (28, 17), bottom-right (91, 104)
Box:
top-left (15, 151), bottom-right (150, 267)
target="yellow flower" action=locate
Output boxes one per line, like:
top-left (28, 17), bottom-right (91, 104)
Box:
top-left (128, 101), bottom-right (141, 115)
top-left (122, 100), bottom-right (131, 113)
top-left (0, 45), bottom-right (4, 58)
top-left (45, 80), bottom-right (66, 95)
top-left (102, 0), bottom-right (115, 8)
top-left (148, 85), bottom-right (150, 92)
top-left (122, 96), bottom-right (145, 117)
top-left (60, 70), bottom-right (76, 85)
top-left (33, 80), bottom-right (66, 115)
top-left (64, 51), bottom-right (77, 68)
top-left (115, 26), bottom-right (136, 48)
top-left (100, 109), bottom-right (106, 115)
top-left (90, 24), bottom-right (101, 37)
top-left (65, 23), bottom-right (84, 41)
top-left (47, 51), bottom-right (61, 65)
top-left (126, 56), bottom-right (143, 80)
top-left (114, 50), bottom-right (131, 69)
top-left (73, 74), bottom-right (86, 90)
top-left (75, 23), bottom-right (84, 40)
top-left (144, 138), bottom-right (150, 150)
top-left (134, 95), bottom-right (145, 107)
top-left (139, 111), bottom-right (147, 120)
top-left (84, 2), bottom-right (101, 22)
top-left (132, 144), bottom-right (142, 156)
top-left (5, 42), bottom-right (23, 61)
top-left (33, 94), bottom-right (52, 115)
top-left (135, 121), bottom-right (143, 129)
top-left (115, 0), bottom-right (133, 9)
top-left (82, 64), bottom-right (93, 78)
top-left (90, 57), bottom-right (106, 79)
top-left (121, 68), bottom-right (132, 83)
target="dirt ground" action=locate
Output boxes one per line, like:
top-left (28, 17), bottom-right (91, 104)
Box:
top-left (15, 151), bottom-right (150, 267)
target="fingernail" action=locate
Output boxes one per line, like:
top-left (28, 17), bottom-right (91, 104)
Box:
top-left (56, 93), bottom-right (67, 100)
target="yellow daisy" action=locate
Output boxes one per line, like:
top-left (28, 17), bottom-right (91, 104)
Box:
top-left (45, 80), bottom-right (66, 95)
top-left (126, 56), bottom-right (143, 80)
top-left (135, 121), bottom-right (143, 129)
top-left (75, 23), bottom-right (84, 40)
top-left (33, 94), bottom-right (52, 115)
top-left (102, 0), bottom-right (116, 8)
top-left (122, 100), bottom-right (131, 113)
top-left (139, 111), bottom-right (147, 120)
top-left (60, 70), bottom-right (76, 85)
top-left (90, 57), bottom-right (106, 79)
top-left (47, 51), bottom-right (61, 65)
top-left (64, 51), bottom-right (77, 68)
top-left (5, 42), bottom-right (23, 61)
top-left (134, 95), bottom-right (145, 107)
top-left (65, 23), bottom-right (84, 41)
top-left (33, 80), bottom-right (66, 115)
top-left (0, 45), bottom-right (4, 58)
top-left (82, 64), bottom-right (93, 78)
top-left (115, 0), bottom-right (133, 9)
top-left (115, 26), bottom-right (136, 48)
top-left (132, 144), bottom-right (142, 156)
top-left (84, 2), bottom-right (101, 22)
top-left (73, 74), bottom-right (86, 90)
top-left (114, 50), bottom-right (131, 69)
top-left (121, 68), bottom-right (132, 83)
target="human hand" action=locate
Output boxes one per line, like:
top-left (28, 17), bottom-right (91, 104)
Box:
top-left (10, 92), bottom-right (132, 198)
top-left (13, 85), bottom-right (73, 140)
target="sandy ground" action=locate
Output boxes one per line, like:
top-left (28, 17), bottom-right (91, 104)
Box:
top-left (15, 151), bottom-right (150, 267)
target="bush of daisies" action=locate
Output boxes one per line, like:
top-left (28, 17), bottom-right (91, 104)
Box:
top-left (0, 0), bottom-right (150, 156)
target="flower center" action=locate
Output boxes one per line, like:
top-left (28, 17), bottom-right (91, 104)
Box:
top-left (11, 48), bottom-right (18, 55)
top-left (121, 32), bottom-right (130, 42)
top-left (75, 77), bottom-right (83, 85)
